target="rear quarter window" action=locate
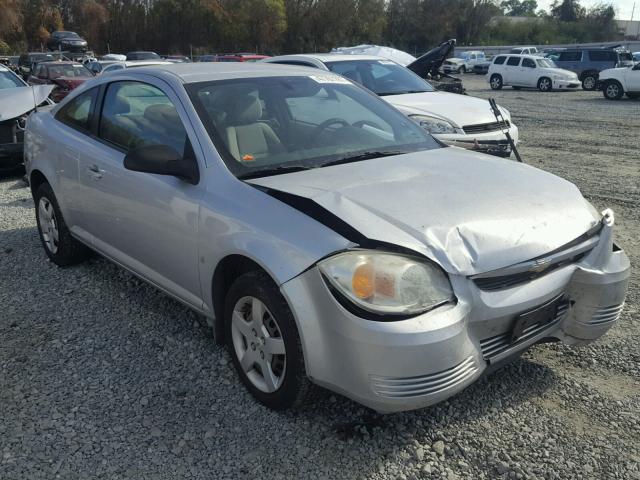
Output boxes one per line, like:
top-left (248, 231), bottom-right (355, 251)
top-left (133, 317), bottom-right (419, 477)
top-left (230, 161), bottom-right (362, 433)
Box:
top-left (493, 56), bottom-right (506, 65)
top-left (55, 87), bottom-right (99, 132)
top-left (588, 51), bottom-right (616, 62)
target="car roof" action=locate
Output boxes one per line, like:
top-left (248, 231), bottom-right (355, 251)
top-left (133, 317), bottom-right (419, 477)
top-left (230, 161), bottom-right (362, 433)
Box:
top-left (124, 60), bottom-right (172, 66)
top-left (124, 62), bottom-right (346, 84)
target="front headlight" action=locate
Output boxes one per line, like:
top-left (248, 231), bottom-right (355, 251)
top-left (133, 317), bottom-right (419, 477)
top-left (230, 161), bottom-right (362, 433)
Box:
top-left (409, 115), bottom-right (458, 135)
top-left (318, 251), bottom-right (454, 316)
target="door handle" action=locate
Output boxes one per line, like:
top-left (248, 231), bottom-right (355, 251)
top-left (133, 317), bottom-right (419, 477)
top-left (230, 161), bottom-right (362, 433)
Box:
top-left (87, 164), bottom-right (104, 180)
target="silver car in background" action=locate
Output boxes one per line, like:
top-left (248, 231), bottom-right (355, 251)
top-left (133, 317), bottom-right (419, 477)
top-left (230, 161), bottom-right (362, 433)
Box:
top-left (25, 64), bottom-right (629, 413)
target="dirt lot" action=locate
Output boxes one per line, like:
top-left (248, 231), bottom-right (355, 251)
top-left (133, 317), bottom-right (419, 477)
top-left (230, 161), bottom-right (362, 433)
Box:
top-left (0, 74), bottom-right (639, 480)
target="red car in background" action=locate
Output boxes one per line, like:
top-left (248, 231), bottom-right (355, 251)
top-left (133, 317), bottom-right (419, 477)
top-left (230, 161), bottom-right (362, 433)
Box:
top-left (27, 61), bottom-right (94, 102)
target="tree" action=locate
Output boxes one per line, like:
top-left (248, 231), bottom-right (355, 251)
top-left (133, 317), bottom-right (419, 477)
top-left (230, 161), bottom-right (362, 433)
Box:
top-left (501, 0), bottom-right (538, 16)
top-left (551, 0), bottom-right (585, 22)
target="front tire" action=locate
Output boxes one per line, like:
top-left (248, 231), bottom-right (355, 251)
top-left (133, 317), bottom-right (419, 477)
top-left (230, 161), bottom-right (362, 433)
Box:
top-left (582, 74), bottom-right (597, 91)
top-left (224, 271), bottom-right (317, 410)
top-left (603, 81), bottom-right (624, 100)
top-left (34, 183), bottom-right (90, 266)
top-left (537, 77), bottom-right (552, 92)
top-left (490, 74), bottom-right (503, 90)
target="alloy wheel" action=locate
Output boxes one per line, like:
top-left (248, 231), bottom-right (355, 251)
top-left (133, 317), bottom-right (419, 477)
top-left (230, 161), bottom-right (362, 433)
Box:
top-left (490, 76), bottom-right (502, 89)
top-left (38, 197), bottom-right (59, 254)
top-left (605, 83), bottom-right (620, 99)
top-left (583, 76), bottom-right (596, 90)
top-left (539, 78), bottom-right (551, 91)
top-left (230, 296), bottom-right (286, 393)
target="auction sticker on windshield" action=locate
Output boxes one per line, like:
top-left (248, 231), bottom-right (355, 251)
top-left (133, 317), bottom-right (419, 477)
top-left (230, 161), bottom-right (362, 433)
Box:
top-left (309, 74), bottom-right (351, 84)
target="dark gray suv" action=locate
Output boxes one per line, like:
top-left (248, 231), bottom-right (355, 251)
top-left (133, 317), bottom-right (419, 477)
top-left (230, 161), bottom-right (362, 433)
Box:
top-left (554, 48), bottom-right (634, 90)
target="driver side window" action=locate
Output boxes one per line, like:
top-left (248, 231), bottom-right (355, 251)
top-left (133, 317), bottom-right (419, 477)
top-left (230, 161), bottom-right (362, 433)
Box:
top-left (99, 81), bottom-right (187, 155)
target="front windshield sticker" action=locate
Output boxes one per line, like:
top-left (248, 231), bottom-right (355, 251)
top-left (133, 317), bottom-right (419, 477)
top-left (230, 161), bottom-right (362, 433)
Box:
top-left (309, 74), bottom-right (351, 84)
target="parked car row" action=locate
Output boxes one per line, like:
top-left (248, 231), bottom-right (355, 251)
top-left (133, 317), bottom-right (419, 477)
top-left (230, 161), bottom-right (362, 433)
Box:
top-left (20, 62), bottom-right (630, 414)
top-left (486, 51), bottom-right (640, 100)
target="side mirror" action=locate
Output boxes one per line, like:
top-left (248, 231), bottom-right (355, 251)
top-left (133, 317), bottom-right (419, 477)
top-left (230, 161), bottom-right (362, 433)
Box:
top-left (124, 144), bottom-right (199, 185)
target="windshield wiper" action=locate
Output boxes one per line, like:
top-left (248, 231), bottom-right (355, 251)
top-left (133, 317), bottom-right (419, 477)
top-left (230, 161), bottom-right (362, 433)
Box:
top-left (377, 90), bottom-right (430, 96)
top-left (320, 151), bottom-right (406, 168)
top-left (238, 164), bottom-right (313, 180)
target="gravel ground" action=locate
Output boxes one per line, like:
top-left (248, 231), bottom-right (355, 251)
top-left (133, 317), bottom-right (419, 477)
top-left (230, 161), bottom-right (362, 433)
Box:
top-left (1, 75), bottom-right (639, 480)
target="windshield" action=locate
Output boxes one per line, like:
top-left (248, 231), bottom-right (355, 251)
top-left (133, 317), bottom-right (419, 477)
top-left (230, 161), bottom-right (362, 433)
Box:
top-left (48, 64), bottom-right (92, 78)
top-left (129, 52), bottom-right (161, 60)
top-left (536, 58), bottom-right (556, 68)
top-left (324, 59), bottom-right (435, 96)
top-left (0, 70), bottom-right (25, 89)
top-left (187, 75), bottom-right (439, 179)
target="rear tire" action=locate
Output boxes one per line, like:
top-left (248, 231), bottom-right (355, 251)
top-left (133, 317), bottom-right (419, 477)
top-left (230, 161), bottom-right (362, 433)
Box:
top-left (582, 74), bottom-right (597, 91)
top-left (603, 81), bottom-right (624, 100)
top-left (34, 183), bottom-right (90, 266)
top-left (224, 271), bottom-right (319, 410)
top-left (490, 74), bottom-right (503, 90)
top-left (537, 77), bottom-right (552, 92)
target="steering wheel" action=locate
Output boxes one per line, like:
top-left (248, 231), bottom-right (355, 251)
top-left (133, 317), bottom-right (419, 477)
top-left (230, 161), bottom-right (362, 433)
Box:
top-left (352, 119), bottom-right (385, 131)
top-left (312, 118), bottom-right (350, 141)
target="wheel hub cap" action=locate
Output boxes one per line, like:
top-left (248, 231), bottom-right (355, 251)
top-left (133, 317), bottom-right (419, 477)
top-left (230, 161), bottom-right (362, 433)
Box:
top-left (231, 296), bottom-right (286, 393)
top-left (38, 197), bottom-right (59, 254)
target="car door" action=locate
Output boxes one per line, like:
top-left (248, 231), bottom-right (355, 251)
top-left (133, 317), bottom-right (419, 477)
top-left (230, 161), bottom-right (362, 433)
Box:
top-left (521, 57), bottom-right (537, 87)
top-left (626, 64), bottom-right (640, 92)
top-left (79, 79), bottom-right (204, 308)
top-left (504, 56), bottom-right (522, 84)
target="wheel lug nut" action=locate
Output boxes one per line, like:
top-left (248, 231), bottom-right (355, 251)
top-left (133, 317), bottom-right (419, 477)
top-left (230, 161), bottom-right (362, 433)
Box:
top-left (251, 343), bottom-right (256, 350)
top-left (252, 329), bottom-right (257, 337)
top-left (260, 351), bottom-right (264, 359)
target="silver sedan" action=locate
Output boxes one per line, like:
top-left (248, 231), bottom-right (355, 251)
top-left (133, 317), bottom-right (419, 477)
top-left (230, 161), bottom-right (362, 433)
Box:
top-left (25, 64), bottom-right (630, 413)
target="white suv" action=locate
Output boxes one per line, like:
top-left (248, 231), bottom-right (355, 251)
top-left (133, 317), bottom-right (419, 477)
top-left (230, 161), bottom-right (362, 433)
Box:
top-left (442, 51), bottom-right (486, 74)
top-left (488, 54), bottom-right (580, 92)
top-left (599, 63), bottom-right (640, 100)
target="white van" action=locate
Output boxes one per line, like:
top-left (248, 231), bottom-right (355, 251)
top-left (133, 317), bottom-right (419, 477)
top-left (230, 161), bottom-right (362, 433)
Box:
top-left (488, 54), bottom-right (580, 92)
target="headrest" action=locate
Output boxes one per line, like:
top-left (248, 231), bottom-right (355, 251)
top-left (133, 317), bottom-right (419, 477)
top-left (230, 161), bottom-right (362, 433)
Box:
top-left (227, 94), bottom-right (262, 125)
top-left (144, 104), bottom-right (180, 125)
top-left (111, 95), bottom-right (131, 115)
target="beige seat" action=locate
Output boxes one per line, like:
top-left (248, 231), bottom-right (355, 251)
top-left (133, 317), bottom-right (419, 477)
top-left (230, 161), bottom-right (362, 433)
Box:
top-left (224, 95), bottom-right (284, 161)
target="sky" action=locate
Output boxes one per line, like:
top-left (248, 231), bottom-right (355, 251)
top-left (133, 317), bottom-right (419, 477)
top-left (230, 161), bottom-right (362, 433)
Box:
top-left (536, 0), bottom-right (638, 20)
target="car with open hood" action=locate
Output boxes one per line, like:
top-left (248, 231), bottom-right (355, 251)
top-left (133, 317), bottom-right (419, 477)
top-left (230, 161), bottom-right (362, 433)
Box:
top-left (264, 53), bottom-right (518, 157)
top-left (0, 65), bottom-right (53, 173)
top-left (405, 40), bottom-right (464, 94)
top-left (24, 63), bottom-right (630, 413)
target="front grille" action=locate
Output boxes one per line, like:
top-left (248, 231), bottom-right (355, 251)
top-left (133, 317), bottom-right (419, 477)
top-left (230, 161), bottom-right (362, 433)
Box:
top-left (472, 224), bottom-right (602, 292)
top-left (0, 120), bottom-right (16, 144)
top-left (463, 120), bottom-right (510, 134)
top-left (473, 252), bottom-right (589, 291)
top-left (582, 303), bottom-right (624, 326)
top-left (370, 356), bottom-right (478, 398)
top-left (480, 301), bottom-right (570, 359)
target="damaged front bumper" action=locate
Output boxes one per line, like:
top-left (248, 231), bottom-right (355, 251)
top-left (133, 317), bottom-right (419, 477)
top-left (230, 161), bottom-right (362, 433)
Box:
top-left (436, 123), bottom-right (519, 158)
top-left (281, 211), bottom-right (629, 413)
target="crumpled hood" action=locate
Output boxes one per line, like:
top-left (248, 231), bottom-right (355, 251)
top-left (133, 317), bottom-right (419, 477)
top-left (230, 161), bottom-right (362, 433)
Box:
top-left (0, 85), bottom-right (54, 120)
top-left (385, 91), bottom-right (505, 128)
top-left (249, 148), bottom-right (600, 276)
